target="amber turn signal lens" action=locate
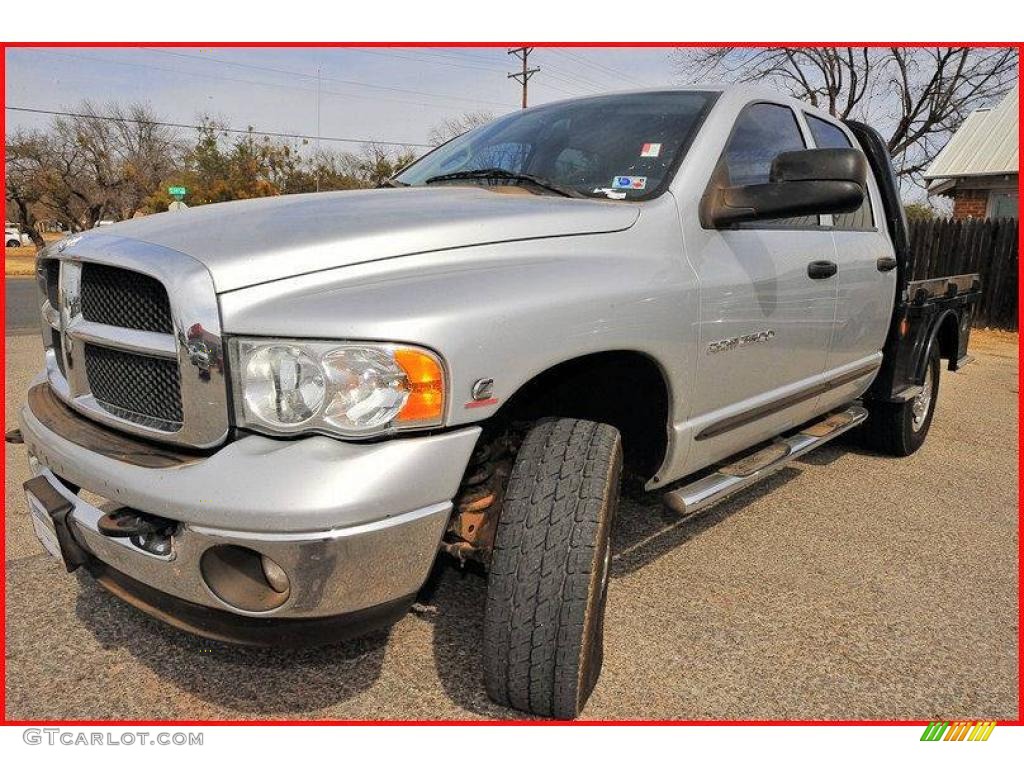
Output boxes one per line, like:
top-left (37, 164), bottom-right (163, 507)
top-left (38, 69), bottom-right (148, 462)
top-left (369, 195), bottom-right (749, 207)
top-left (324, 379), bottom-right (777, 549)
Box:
top-left (394, 348), bottom-right (445, 424)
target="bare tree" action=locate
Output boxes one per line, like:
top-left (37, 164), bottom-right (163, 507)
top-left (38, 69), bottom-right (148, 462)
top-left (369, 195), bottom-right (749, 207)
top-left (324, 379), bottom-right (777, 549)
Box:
top-left (4, 132), bottom-right (50, 247)
top-left (674, 47), bottom-right (1018, 184)
top-left (5, 102), bottom-right (182, 232)
top-left (428, 110), bottom-right (495, 146)
top-left (50, 101), bottom-right (181, 224)
top-left (353, 143), bottom-right (421, 186)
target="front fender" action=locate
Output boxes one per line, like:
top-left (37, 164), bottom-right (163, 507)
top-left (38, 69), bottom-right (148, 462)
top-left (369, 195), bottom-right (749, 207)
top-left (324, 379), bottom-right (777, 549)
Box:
top-left (217, 213), bottom-right (695, 430)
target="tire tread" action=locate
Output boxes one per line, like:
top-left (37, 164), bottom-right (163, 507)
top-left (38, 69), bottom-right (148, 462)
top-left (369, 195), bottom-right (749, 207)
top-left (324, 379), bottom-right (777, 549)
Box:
top-left (483, 418), bottom-right (621, 718)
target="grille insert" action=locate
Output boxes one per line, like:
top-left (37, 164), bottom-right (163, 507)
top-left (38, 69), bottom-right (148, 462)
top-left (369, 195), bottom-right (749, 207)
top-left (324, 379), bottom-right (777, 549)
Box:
top-left (84, 343), bottom-right (183, 427)
top-left (50, 328), bottom-right (66, 379)
top-left (42, 260), bottom-right (60, 308)
top-left (81, 263), bottom-right (173, 333)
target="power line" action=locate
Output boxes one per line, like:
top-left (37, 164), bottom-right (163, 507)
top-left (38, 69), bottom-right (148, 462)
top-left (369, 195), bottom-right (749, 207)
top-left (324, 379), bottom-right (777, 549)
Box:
top-left (379, 47), bottom-right (510, 70)
top-left (5, 106), bottom-right (433, 148)
top-left (23, 48), bottom-right (514, 114)
top-left (346, 47), bottom-right (510, 74)
top-left (338, 46), bottom-right (588, 102)
top-left (527, 78), bottom-right (590, 98)
top-left (507, 47), bottom-right (540, 109)
top-left (415, 46), bottom-right (635, 97)
top-left (524, 52), bottom-right (608, 96)
top-left (544, 54), bottom-right (617, 92)
top-left (140, 47), bottom-right (516, 109)
top-left (409, 47), bottom-right (585, 96)
top-left (550, 48), bottom-right (651, 89)
top-left (535, 68), bottom-right (599, 96)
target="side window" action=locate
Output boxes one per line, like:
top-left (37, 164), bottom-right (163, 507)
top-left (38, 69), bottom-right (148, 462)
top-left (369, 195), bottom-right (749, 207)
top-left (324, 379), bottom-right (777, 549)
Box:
top-left (805, 113), bottom-right (875, 231)
top-left (723, 103), bottom-right (816, 228)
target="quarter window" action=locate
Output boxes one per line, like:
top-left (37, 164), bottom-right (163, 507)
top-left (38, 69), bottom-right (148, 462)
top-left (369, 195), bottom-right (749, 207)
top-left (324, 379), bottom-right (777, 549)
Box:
top-left (722, 103), bottom-right (816, 228)
top-left (805, 114), bottom-right (874, 230)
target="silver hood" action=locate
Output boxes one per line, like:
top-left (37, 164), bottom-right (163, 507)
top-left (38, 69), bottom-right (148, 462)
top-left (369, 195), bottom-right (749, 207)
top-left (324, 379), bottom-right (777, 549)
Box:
top-left (96, 187), bottom-right (641, 292)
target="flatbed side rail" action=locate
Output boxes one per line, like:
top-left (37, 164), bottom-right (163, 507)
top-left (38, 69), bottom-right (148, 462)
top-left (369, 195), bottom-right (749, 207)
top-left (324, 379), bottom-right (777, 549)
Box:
top-left (906, 273), bottom-right (982, 306)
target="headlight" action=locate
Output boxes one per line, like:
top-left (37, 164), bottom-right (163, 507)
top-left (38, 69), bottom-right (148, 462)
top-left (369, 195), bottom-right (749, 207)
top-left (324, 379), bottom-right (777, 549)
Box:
top-left (231, 338), bottom-right (446, 437)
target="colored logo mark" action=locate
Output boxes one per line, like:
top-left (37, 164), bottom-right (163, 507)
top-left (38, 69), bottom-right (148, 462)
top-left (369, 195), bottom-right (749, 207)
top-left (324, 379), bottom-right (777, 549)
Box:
top-left (920, 721), bottom-right (996, 741)
top-left (612, 175), bottom-right (647, 190)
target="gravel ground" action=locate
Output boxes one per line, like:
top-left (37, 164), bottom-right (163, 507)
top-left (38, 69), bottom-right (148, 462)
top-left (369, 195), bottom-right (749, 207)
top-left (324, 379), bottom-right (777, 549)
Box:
top-left (4, 330), bottom-right (1018, 721)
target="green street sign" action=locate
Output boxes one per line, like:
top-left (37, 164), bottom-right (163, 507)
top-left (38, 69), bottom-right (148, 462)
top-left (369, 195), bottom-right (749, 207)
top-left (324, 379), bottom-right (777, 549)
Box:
top-left (168, 186), bottom-right (187, 196)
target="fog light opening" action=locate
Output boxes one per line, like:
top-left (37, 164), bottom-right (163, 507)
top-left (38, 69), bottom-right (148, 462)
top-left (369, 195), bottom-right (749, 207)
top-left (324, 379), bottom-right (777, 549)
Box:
top-left (200, 545), bottom-right (291, 612)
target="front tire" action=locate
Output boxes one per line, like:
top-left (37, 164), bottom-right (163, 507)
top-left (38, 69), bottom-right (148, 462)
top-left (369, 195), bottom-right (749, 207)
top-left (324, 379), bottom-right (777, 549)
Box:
top-left (859, 345), bottom-right (941, 456)
top-left (483, 418), bottom-right (622, 719)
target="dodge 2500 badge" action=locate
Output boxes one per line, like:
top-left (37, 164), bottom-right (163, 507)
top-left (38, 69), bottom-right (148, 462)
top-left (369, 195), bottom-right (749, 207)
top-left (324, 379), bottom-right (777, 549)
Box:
top-left (16, 86), bottom-right (979, 719)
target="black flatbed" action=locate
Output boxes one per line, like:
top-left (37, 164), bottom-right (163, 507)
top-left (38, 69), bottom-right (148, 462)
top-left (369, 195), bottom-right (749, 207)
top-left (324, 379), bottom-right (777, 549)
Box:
top-left (844, 121), bottom-right (981, 405)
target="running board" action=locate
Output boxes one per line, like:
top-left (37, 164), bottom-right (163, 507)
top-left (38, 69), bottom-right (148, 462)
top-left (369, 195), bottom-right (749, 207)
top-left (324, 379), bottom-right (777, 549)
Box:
top-left (663, 405), bottom-right (868, 518)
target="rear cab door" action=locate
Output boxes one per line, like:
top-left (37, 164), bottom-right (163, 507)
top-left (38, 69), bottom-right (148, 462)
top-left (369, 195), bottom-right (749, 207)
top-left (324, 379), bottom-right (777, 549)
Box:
top-left (802, 112), bottom-right (897, 411)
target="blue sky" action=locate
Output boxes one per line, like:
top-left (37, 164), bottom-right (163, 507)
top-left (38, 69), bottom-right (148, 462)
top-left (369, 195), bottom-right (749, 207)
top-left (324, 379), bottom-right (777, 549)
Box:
top-left (5, 47), bottom-right (680, 149)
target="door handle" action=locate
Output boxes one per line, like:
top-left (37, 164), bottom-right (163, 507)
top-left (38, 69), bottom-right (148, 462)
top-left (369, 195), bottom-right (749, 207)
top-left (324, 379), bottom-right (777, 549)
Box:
top-left (876, 256), bottom-right (898, 272)
top-left (807, 260), bottom-right (838, 279)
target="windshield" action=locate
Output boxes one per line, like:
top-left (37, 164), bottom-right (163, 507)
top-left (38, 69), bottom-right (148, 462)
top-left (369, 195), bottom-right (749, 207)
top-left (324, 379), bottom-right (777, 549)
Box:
top-left (396, 91), bottom-right (716, 201)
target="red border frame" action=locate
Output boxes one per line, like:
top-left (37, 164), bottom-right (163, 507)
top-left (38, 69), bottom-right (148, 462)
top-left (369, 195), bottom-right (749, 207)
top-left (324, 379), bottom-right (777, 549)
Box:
top-left (1, 41), bottom-right (1021, 727)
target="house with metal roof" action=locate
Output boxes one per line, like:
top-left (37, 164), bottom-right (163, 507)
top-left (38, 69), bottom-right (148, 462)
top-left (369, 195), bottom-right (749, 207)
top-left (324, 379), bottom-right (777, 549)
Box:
top-left (924, 83), bottom-right (1018, 220)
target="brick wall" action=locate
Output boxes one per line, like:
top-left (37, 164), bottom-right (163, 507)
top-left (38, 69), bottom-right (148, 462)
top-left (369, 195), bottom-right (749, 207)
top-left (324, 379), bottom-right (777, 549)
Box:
top-left (952, 189), bottom-right (989, 219)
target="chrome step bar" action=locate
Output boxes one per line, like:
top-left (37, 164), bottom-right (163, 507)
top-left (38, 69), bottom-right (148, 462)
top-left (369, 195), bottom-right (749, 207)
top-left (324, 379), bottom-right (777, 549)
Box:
top-left (663, 405), bottom-right (868, 518)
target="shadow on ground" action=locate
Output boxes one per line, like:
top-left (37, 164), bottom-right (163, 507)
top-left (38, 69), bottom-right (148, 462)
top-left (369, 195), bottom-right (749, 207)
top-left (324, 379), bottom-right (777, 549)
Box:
top-left (73, 572), bottom-right (390, 716)
top-left (69, 443), bottom-right (850, 718)
top-left (611, 465), bottom-right (803, 577)
top-left (421, 457), bottom-right (820, 716)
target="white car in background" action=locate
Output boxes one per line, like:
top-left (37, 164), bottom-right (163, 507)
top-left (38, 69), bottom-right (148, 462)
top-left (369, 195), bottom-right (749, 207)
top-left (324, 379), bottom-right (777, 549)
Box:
top-left (5, 225), bottom-right (32, 247)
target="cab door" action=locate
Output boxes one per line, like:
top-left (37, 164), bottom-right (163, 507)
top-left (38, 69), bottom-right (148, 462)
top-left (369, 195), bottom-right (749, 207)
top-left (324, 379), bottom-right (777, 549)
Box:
top-left (803, 112), bottom-right (895, 411)
top-left (684, 101), bottom-right (838, 472)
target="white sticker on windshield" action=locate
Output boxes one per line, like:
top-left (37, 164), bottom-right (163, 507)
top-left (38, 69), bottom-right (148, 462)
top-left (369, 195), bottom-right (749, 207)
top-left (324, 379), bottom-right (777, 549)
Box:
top-left (593, 187), bottom-right (628, 200)
top-left (613, 175), bottom-right (647, 190)
top-left (640, 143), bottom-right (662, 157)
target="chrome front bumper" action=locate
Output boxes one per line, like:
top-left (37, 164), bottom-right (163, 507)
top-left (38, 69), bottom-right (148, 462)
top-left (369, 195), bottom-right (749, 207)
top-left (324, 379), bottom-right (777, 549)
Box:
top-left (19, 380), bottom-right (480, 625)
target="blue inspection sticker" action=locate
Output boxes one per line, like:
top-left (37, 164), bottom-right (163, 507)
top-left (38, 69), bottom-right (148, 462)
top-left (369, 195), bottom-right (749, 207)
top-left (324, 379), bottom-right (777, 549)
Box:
top-left (612, 175), bottom-right (647, 190)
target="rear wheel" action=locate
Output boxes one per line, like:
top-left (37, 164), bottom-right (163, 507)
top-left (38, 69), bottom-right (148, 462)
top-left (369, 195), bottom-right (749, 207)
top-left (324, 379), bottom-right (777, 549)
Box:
top-left (859, 345), bottom-right (941, 456)
top-left (483, 418), bottom-right (622, 719)
top-left (6, 239), bottom-right (20, 248)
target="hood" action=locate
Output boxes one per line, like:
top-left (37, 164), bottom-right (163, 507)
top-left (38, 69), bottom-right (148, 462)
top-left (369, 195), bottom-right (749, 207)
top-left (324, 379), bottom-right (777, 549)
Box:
top-left (97, 187), bottom-right (640, 292)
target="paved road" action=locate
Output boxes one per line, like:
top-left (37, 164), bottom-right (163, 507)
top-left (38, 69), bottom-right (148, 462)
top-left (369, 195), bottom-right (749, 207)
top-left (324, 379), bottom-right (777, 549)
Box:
top-left (4, 331), bottom-right (1019, 720)
top-left (5, 277), bottom-right (39, 335)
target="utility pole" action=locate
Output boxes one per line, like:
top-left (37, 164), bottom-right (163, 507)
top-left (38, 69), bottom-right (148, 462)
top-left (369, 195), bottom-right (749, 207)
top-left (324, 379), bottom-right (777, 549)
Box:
top-left (507, 47), bottom-right (539, 109)
top-left (315, 66), bottom-right (321, 193)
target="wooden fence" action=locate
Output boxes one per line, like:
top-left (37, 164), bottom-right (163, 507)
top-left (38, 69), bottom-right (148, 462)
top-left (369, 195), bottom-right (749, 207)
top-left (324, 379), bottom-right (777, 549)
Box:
top-left (907, 217), bottom-right (1019, 330)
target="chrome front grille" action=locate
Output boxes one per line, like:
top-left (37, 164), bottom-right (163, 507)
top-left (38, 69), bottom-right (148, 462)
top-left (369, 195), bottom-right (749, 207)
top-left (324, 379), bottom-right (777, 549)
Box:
top-left (84, 342), bottom-right (184, 426)
top-left (80, 262), bottom-right (174, 333)
top-left (37, 234), bottom-right (229, 448)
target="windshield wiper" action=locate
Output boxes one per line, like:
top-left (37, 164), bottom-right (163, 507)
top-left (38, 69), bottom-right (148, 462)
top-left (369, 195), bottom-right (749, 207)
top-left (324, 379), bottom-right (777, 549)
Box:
top-left (423, 168), bottom-right (583, 198)
top-left (379, 178), bottom-right (409, 188)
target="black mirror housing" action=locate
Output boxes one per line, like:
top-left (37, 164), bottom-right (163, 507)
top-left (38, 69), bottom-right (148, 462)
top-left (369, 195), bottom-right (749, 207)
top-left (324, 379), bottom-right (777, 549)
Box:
top-left (703, 148), bottom-right (868, 228)
top-left (770, 148), bottom-right (867, 184)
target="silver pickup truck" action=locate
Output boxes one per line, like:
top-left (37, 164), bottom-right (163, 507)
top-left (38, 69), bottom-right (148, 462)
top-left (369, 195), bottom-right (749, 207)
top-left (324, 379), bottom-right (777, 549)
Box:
top-left (16, 86), bottom-right (979, 719)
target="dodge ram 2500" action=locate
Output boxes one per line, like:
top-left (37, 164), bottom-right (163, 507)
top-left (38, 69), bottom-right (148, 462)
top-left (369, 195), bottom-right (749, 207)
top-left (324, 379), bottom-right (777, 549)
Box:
top-left (16, 86), bottom-right (979, 719)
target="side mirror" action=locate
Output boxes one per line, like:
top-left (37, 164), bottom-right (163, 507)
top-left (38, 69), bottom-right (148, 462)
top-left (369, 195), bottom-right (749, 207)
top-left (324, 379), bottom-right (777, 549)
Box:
top-left (702, 148), bottom-right (867, 228)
